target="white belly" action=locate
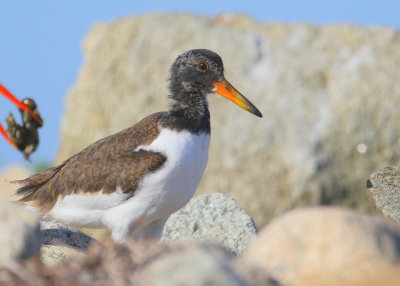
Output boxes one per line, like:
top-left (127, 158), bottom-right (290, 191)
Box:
top-left (132, 129), bottom-right (210, 219)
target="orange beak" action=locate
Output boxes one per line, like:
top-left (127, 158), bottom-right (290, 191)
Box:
top-left (212, 78), bottom-right (262, 117)
top-left (0, 84), bottom-right (43, 126)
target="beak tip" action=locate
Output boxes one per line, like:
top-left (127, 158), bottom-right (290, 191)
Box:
top-left (251, 108), bottom-right (262, 118)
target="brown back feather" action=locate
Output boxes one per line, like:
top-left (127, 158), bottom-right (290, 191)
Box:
top-left (13, 113), bottom-right (166, 213)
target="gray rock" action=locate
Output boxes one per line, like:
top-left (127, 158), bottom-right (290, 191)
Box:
top-left (162, 193), bottom-right (257, 254)
top-left (41, 222), bottom-right (94, 251)
top-left (367, 166), bottom-right (400, 221)
top-left (40, 222), bottom-right (97, 264)
top-left (137, 242), bottom-right (278, 286)
top-left (40, 244), bottom-right (87, 266)
top-left (0, 201), bottom-right (41, 263)
top-left (56, 13), bottom-right (400, 228)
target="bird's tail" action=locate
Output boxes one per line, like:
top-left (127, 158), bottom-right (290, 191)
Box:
top-left (12, 164), bottom-right (64, 213)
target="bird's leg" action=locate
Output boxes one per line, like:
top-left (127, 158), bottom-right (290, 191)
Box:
top-left (6, 113), bottom-right (20, 140)
top-left (5, 113), bottom-right (25, 148)
top-left (4, 112), bottom-right (36, 160)
top-left (137, 217), bottom-right (169, 240)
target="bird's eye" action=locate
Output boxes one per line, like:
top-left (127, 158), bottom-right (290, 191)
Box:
top-left (197, 62), bottom-right (209, 72)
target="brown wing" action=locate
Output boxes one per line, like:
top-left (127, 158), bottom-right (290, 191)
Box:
top-left (13, 113), bottom-right (167, 213)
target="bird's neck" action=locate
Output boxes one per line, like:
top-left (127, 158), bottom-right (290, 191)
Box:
top-left (168, 79), bottom-right (210, 120)
top-left (169, 97), bottom-right (208, 119)
top-left (164, 91), bottom-right (210, 134)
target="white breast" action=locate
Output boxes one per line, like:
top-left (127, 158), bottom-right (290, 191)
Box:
top-left (133, 128), bottom-right (210, 219)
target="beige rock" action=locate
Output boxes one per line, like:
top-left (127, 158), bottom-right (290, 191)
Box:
top-left (56, 13), bottom-right (400, 227)
top-left (0, 201), bottom-right (41, 264)
top-left (136, 242), bottom-right (278, 286)
top-left (0, 164), bottom-right (31, 201)
top-left (243, 206), bottom-right (400, 286)
top-left (367, 166), bottom-right (400, 221)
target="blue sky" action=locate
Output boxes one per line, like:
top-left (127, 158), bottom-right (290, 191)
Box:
top-left (1, 0), bottom-right (399, 170)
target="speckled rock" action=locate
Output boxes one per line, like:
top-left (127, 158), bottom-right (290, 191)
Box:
top-left (57, 13), bottom-right (400, 227)
top-left (136, 242), bottom-right (279, 286)
top-left (162, 193), bottom-right (257, 254)
top-left (0, 201), bottom-right (41, 263)
top-left (40, 245), bottom-right (87, 266)
top-left (41, 222), bottom-right (94, 250)
top-left (243, 206), bottom-right (400, 286)
top-left (40, 222), bottom-right (97, 264)
top-left (367, 166), bottom-right (400, 221)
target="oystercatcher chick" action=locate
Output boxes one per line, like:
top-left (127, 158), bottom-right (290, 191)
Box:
top-left (13, 49), bottom-right (262, 242)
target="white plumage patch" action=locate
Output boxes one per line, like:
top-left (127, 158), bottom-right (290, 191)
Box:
top-left (44, 189), bottom-right (127, 228)
top-left (45, 128), bottom-right (210, 242)
top-left (133, 128), bottom-right (210, 218)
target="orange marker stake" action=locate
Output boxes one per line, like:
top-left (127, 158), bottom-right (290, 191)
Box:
top-left (0, 123), bottom-right (17, 149)
top-left (0, 84), bottom-right (43, 126)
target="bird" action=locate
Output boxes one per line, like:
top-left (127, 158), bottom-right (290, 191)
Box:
top-left (6, 98), bottom-right (43, 160)
top-left (0, 84), bottom-right (43, 159)
top-left (13, 49), bottom-right (262, 242)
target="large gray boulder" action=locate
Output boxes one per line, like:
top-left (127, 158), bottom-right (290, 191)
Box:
top-left (57, 13), bottom-right (400, 227)
top-left (162, 193), bottom-right (257, 254)
top-left (367, 166), bottom-right (400, 221)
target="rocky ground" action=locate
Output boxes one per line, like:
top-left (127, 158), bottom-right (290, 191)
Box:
top-left (0, 186), bottom-right (399, 285)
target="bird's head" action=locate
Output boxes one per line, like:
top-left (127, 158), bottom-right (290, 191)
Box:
top-left (169, 49), bottom-right (262, 117)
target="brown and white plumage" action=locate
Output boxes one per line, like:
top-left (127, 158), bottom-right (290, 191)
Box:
top-left (15, 113), bottom-right (166, 213)
top-left (14, 49), bottom-right (262, 242)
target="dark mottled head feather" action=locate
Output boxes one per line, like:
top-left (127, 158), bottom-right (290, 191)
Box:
top-left (168, 49), bottom-right (224, 119)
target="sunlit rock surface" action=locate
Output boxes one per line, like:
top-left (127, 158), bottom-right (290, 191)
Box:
top-left (243, 206), bottom-right (400, 286)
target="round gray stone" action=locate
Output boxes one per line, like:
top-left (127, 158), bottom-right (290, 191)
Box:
top-left (162, 193), bottom-right (257, 254)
